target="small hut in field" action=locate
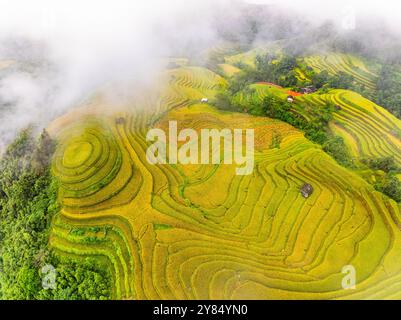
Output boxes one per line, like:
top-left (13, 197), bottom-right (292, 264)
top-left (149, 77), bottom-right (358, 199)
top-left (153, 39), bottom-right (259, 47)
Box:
top-left (300, 86), bottom-right (317, 94)
top-left (300, 183), bottom-right (313, 198)
top-left (287, 95), bottom-right (294, 103)
top-left (115, 117), bottom-right (126, 125)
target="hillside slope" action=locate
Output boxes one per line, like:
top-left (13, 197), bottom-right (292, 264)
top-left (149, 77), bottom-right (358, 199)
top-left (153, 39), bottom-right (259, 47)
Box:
top-left (47, 55), bottom-right (401, 299)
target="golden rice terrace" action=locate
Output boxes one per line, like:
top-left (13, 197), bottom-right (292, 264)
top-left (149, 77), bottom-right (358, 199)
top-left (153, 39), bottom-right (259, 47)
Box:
top-left (48, 52), bottom-right (401, 300)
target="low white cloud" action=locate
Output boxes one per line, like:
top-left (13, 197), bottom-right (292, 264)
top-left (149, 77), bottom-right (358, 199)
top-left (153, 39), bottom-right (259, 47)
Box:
top-left (0, 0), bottom-right (399, 150)
top-left (246, 0), bottom-right (401, 30)
top-left (0, 0), bottom-right (223, 149)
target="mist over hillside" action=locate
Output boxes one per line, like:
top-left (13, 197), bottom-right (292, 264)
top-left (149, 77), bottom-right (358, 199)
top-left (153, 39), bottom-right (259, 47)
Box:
top-left (0, 0), bottom-right (400, 149)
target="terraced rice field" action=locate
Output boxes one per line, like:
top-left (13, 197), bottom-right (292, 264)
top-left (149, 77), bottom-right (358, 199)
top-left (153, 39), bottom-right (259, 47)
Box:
top-left (224, 45), bottom-right (282, 68)
top-left (236, 83), bottom-right (401, 167)
top-left (166, 66), bottom-right (227, 104)
top-left (218, 63), bottom-right (241, 77)
top-left (296, 89), bottom-right (401, 165)
top-left (304, 53), bottom-right (378, 93)
top-left (232, 83), bottom-right (295, 113)
top-left (48, 60), bottom-right (401, 299)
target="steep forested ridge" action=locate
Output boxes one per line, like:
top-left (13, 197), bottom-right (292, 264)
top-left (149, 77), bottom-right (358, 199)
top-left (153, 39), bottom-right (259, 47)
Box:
top-left (0, 129), bottom-right (111, 299)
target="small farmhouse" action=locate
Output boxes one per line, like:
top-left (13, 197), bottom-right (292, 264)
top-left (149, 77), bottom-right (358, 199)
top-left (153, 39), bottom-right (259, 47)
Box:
top-left (115, 117), bottom-right (126, 125)
top-left (300, 86), bottom-right (317, 94)
top-left (300, 183), bottom-right (313, 198)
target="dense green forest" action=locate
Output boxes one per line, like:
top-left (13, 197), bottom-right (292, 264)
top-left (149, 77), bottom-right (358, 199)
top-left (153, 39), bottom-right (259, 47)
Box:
top-left (362, 156), bottom-right (401, 202)
top-left (376, 65), bottom-right (401, 118)
top-left (0, 129), bottom-right (111, 299)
